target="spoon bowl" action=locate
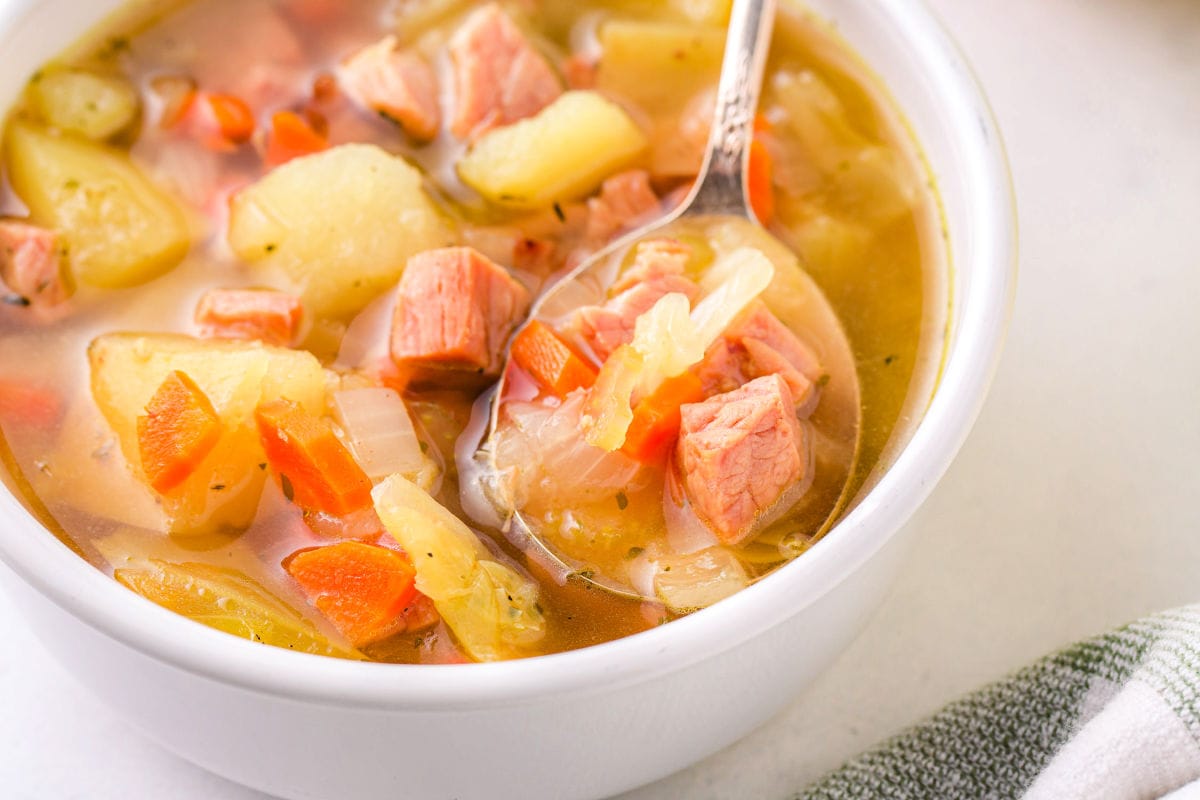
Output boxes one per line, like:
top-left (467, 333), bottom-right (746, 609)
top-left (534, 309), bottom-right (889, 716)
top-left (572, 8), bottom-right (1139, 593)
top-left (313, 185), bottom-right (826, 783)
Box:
top-left (476, 0), bottom-right (863, 601)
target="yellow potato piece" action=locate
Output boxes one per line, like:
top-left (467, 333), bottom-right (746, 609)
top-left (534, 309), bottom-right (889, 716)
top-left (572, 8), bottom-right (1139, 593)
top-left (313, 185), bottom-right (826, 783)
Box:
top-left (228, 144), bottom-right (455, 320)
top-left (596, 21), bottom-right (725, 112)
top-left (457, 91), bottom-right (649, 210)
top-left (372, 474), bottom-right (545, 662)
top-left (89, 333), bottom-right (326, 536)
top-left (3, 119), bottom-right (190, 288)
top-left (27, 69), bottom-right (140, 141)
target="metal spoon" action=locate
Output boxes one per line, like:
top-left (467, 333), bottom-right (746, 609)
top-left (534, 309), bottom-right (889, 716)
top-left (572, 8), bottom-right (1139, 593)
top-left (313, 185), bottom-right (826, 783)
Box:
top-left (475, 0), bottom-right (862, 601)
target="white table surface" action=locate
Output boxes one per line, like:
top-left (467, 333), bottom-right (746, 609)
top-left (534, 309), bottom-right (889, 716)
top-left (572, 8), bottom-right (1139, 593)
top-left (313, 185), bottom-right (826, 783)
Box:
top-left (3, 1), bottom-right (1200, 798)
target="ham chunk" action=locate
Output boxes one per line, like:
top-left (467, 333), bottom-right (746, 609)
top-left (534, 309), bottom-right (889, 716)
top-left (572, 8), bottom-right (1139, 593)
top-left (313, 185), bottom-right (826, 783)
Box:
top-left (391, 246), bottom-right (531, 379)
top-left (585, 169), bottom-right (661, 245)
top-left (449, 3), bottom-right (562, 139)
top-left (195, 289), bottom-right (304, 346)
top-left (697, 302), bottom-right (823, 410)
top-left (571, 239), bottom-right (699, 360)
top-left (677, 374), bottom-right (807, 545)
top-left (338, 36), bottom-right (441, 141)
top-left (611, 238), bottom-right (690, 293)
top-left (0, 220), bottom-right (69, 307)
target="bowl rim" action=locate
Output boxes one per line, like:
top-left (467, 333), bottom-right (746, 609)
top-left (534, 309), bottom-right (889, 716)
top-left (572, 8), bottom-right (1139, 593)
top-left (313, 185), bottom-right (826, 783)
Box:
top-left (0, 0), bottom-right (1017, 710)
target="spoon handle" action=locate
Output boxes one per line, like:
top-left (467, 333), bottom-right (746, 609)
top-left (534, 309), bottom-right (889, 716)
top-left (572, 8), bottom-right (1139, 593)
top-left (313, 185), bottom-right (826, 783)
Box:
top-left (687, 0), bottom-right (778, 219)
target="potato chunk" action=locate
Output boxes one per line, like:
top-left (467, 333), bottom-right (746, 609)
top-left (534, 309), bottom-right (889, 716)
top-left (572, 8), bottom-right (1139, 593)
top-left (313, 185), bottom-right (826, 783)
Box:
top-left (228, 144), bottom-right (454, 319)
top-left (27, 69), bottom-right (140, 141)
top-left (596, 21), bottom-right (724, 112)
top-left (3, 119), bottom-right (190, 288)
top-left (596, 20), bottom-right (725, 176)
top-left (89, 333), bottom-right (326, 536)
top-left (457, 91), bottom-right (648, 210)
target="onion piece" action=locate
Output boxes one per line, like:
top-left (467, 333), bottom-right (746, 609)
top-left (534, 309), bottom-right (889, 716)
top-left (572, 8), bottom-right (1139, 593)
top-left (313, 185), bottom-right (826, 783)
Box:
top-left (335, 291), bottom-right (395, 370)
top-left (663, 466), bottom-right (719, 555)
top-left (332, 387), bottom-right (439, 491)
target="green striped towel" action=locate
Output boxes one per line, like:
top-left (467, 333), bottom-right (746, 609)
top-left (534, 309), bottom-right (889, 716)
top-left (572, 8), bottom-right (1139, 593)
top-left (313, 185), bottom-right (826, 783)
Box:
top-left (798, 606), bottom-right (1200, 800)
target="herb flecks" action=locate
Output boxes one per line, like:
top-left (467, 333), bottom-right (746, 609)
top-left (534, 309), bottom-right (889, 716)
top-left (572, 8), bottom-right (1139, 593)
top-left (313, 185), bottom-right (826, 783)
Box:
top-left (615, 491), bottom-right (628, 511)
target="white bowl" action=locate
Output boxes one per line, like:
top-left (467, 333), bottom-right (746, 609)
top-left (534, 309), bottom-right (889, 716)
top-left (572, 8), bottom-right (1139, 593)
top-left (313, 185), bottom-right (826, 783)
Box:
top-left (0, 1), bottom-right (1015, 798)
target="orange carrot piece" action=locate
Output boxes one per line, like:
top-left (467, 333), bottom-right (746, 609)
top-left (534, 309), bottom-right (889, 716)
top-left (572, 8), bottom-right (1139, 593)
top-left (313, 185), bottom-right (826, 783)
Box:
top-left (621, 371), bottom-right (706, 464)
top-left (255, 399), bottom-right (373, 518)
top-left (748, 137), bottom-right (775, 226)
top-left (265, 110), bottom-right (329, 167)
top-left (137, 371), bottom-right (223, 494)
top-left (0, 379), bottom-right (61, 428)
top-left (511, 320), bottom-right (597, 397)
top-left (286, 541), bottom-right (420, 647)
top-left (200, 92), bottom-right (256, 146)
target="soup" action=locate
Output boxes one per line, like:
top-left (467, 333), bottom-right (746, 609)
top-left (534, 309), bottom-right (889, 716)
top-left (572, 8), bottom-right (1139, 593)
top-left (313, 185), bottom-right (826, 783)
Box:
top-left (0, 0), bottom-right (945, 663)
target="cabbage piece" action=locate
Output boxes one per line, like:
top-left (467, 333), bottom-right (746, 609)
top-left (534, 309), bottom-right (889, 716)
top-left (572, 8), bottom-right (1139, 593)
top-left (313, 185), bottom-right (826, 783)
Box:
top-left (372, 475), bottom-right (545, 661)
top-left (495, 390), bottom-right (644, 508)
top-left (115, 560), bottom-right (357, 658)
top-left (653, 546), bottom-right (749, 612)
top-left (583, 247), bottom-right (775, 451)
top-left (692, 247), bottom-right (776, 341)
top-left (581, 344), bottom-right (643, 452)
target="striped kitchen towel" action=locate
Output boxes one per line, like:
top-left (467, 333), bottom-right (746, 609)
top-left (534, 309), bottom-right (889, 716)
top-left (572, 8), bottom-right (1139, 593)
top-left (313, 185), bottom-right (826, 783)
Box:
top-left (798, 606), bottom-right (1200, 800)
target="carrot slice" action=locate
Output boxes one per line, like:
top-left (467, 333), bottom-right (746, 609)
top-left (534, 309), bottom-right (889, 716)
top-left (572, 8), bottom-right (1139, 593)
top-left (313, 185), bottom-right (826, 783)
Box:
top-left (748, 137), bottom-right (775, 226)
top-left (265, 110), bottom-right (329, 167)
top-left (255, 398), bottom-right (373, 518)
top-left (286, 541), bottom-right (421, 647)
top-left (621, 371), bottom-right (706, 464)
top-left (137, 371), bottom-right (223, 494)
top-left (201, 93), bottom-right (255, 145)
top-left (511, 320), bottom-right (597, 398)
